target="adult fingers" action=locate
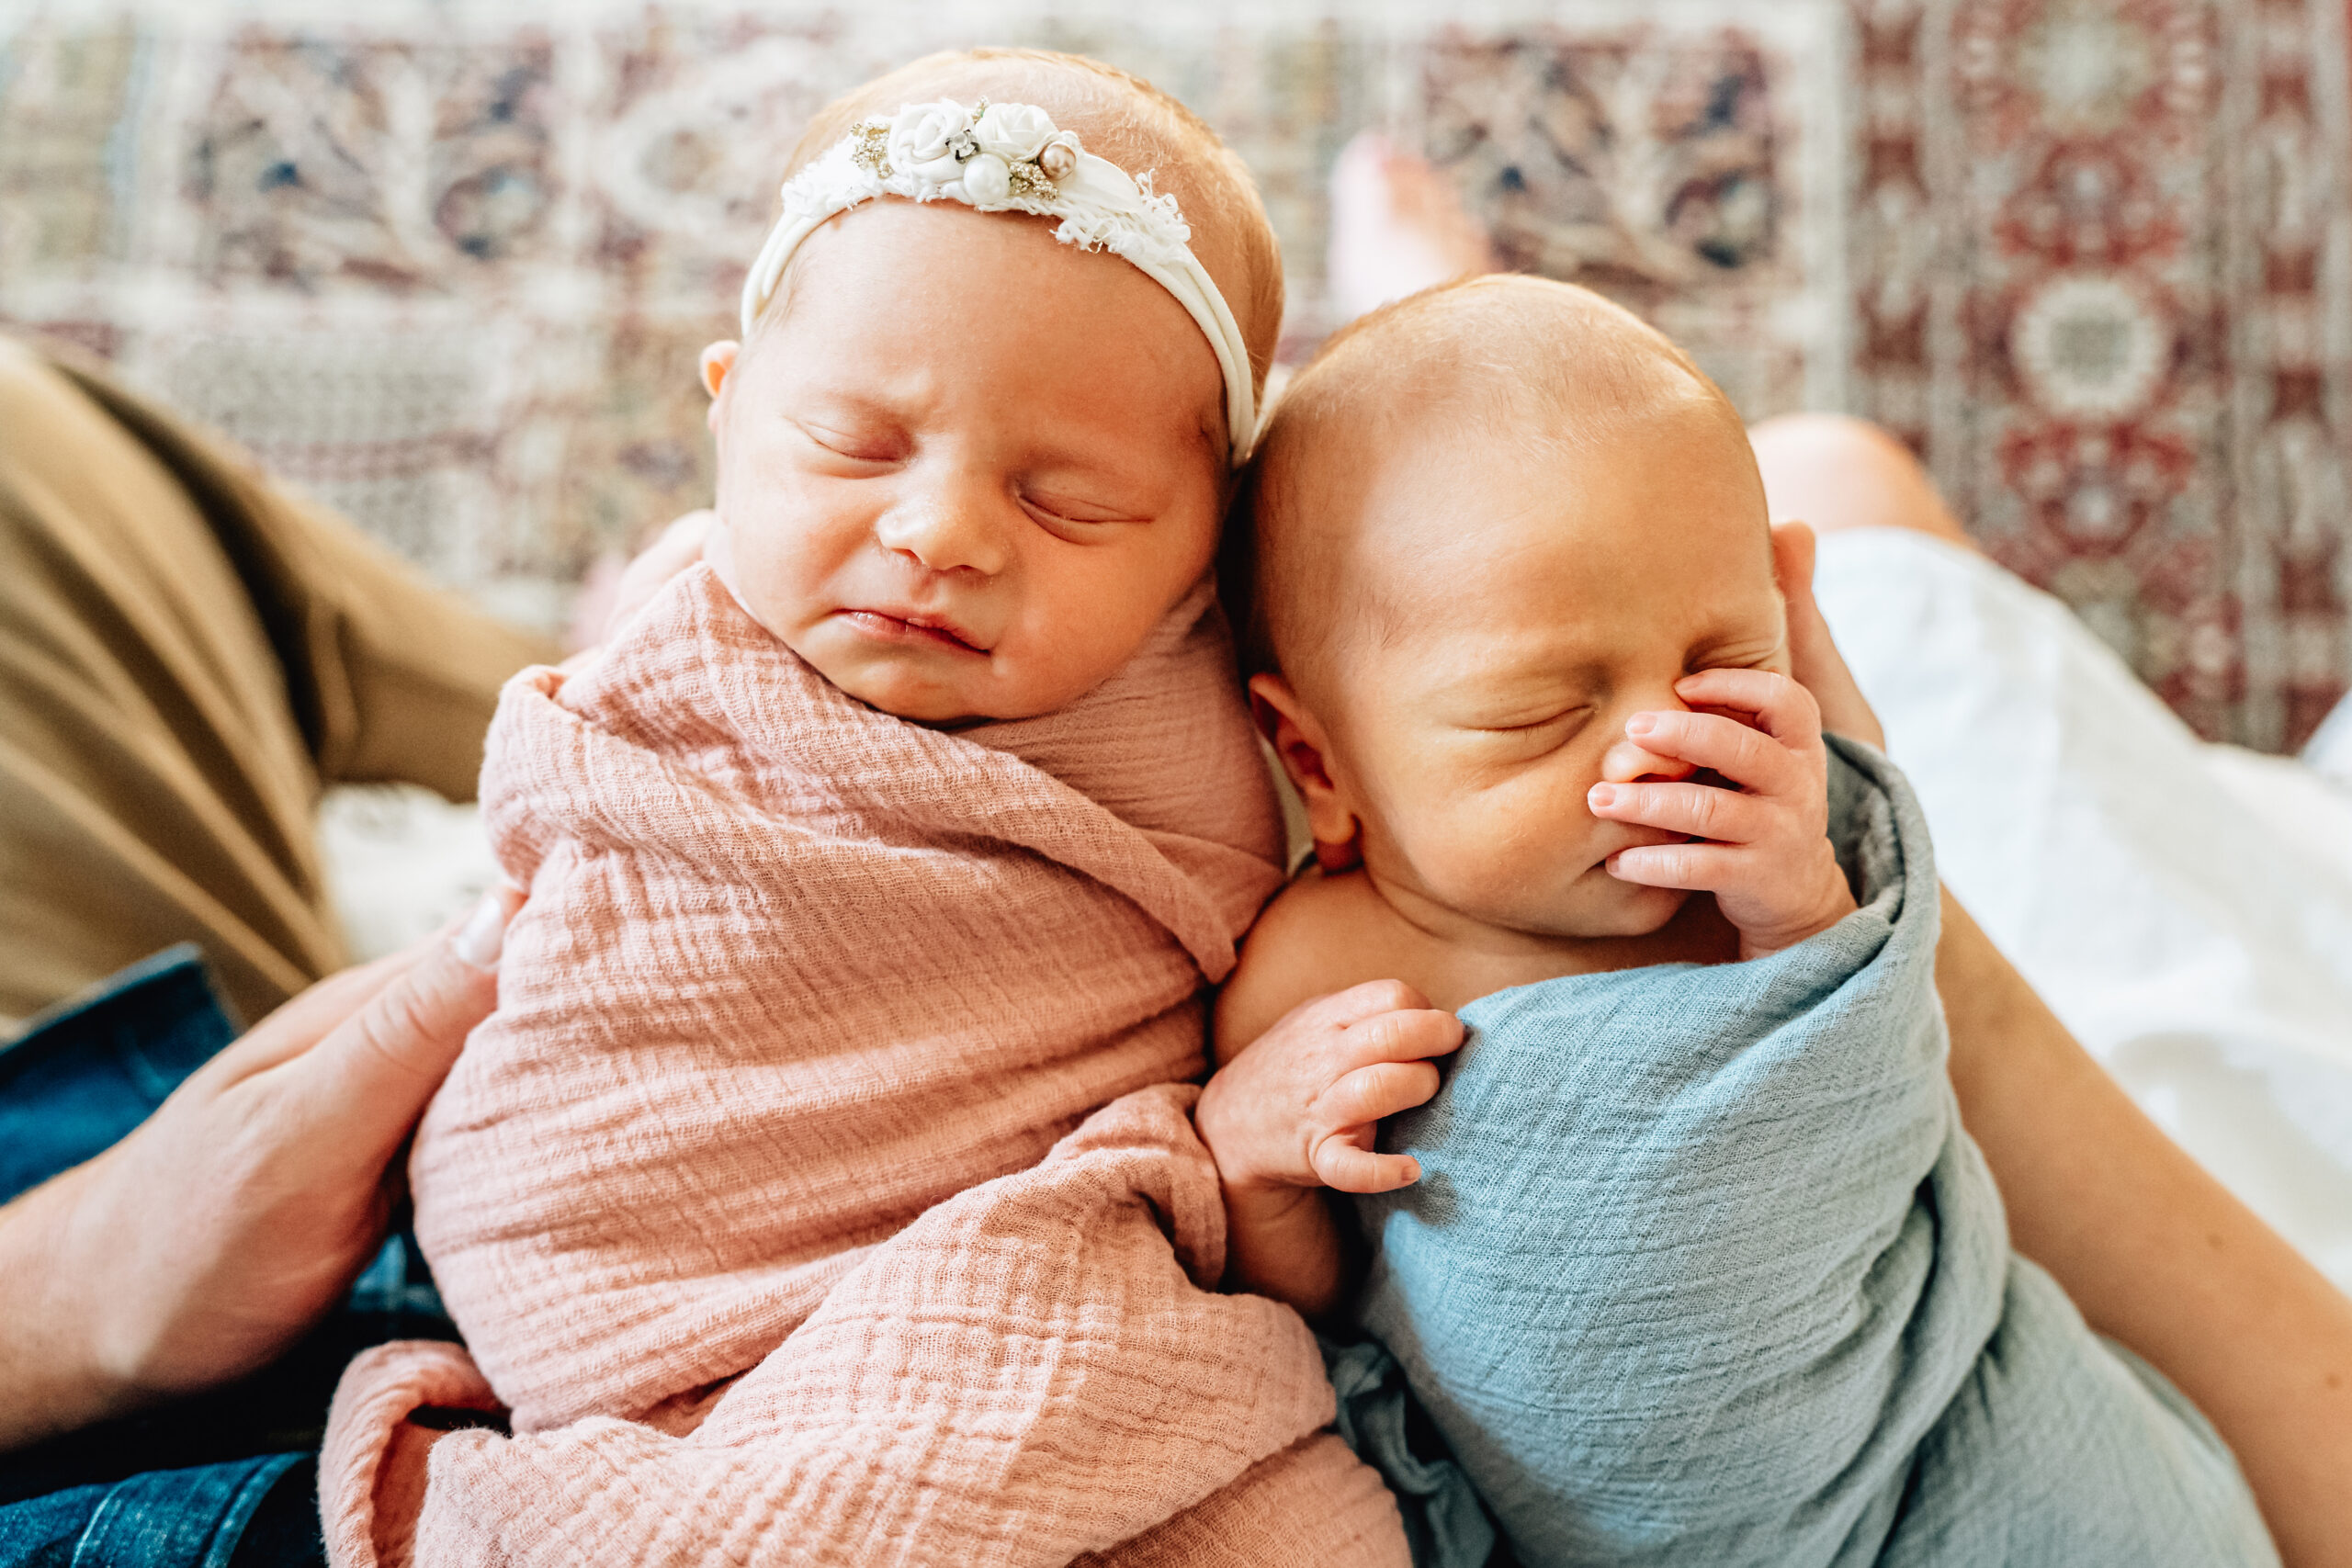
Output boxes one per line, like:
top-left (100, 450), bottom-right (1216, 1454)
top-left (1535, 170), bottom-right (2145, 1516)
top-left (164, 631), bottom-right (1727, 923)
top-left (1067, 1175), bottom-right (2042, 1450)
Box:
top-left (1313, 1140), bottom-right (1422, 1195)
top-left (1772, 521), bottom-right (1887, 748)
top-left (1318, 1061), bottom-right (1443, 1129)
top-left (604, 510), bottom-right (716, 643)
top-left (1620, 709), bottom-right (1797, 795)
top-left (1772, 514), bottom-right (1818, 589)
top-left (1590, 779), bottom-right (1770, 845)
top-left (272, 886), bottom-right (520, 1167)
top-left (209, 953), bottom-right (419, 1084)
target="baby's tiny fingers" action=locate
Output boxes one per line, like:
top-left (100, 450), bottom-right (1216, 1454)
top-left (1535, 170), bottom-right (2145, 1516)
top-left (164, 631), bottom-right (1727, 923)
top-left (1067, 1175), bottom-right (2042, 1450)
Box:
top-left (1605, 841), bottom-right (1745, 892)
top-left (1589, 779), bottom-right (1769, 845)
top-left (1674, 668), bottom-right (1823, 747)
top-left (1343, 1007), bottom-right (1464, 1067)
top-left (1600, 737), bottom-right (1698, 785)
top-left (1622, 710), bottom-right (1797, 795)
top-left (1321, 1060), bottom-right (1443, 1128)
top-left (1288, 977), bottom-right (1437, 1033)
top-left (1314, 1140), bottom-right (1422, 1195)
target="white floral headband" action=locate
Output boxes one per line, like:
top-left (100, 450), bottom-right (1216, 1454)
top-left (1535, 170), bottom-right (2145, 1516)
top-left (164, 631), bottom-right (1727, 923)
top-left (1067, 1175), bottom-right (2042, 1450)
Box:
top-left (740, 97), bottom-right (1259, 463)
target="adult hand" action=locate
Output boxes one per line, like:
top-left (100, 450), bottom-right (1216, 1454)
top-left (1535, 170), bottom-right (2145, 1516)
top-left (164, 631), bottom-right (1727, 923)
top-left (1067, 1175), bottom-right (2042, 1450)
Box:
top-left (0, 886), bottom-right (521, 1454)
top-left (1770, 520), bottom-right (1886, 750)
top-left (566, 509), bottom-right (716, 652)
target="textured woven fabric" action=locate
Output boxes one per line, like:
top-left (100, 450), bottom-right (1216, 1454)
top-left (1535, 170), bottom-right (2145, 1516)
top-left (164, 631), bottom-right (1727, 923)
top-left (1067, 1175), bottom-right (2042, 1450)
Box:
top-left (321, 565), bottom-right (1407, 1564)
top-left (1353, 740), bottom-right (2277, 1568)
top-left (323, 1087), bottom-right (1406, 1567)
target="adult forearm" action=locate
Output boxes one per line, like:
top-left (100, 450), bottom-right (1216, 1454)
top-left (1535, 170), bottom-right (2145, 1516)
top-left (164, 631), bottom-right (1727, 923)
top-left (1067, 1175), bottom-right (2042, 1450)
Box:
top-left (1938, 889), bottom-right (2352, 1568)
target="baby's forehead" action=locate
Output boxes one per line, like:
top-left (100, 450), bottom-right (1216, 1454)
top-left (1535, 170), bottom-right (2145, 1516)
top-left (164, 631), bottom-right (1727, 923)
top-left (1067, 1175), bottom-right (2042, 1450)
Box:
top-left (1240, 277), bottom-right (1765, 677)
top-left (1268, 288), bottom-right (1739, 530)
top-left (1313, 386), bottom-right (1759, 575)
top-left (1380, 416), bottom-right (1768, 592)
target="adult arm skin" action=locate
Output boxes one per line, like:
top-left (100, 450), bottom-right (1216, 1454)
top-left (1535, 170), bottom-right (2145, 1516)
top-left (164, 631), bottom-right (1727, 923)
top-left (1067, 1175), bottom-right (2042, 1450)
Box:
top-left (0, 886), bottom-right (518, 1454)
top-left (1779, 520), bottom-right (2352, 1568)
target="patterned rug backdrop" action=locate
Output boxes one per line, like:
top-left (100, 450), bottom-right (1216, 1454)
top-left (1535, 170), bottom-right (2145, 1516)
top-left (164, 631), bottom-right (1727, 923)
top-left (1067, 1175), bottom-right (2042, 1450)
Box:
top-left (1, 0), bottom-right (2346, 749)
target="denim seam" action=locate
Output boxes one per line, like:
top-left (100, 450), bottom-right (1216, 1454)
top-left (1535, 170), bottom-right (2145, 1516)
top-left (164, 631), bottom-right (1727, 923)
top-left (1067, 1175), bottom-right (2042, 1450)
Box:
top-left (68, 1452), bottom-right (302, 1568)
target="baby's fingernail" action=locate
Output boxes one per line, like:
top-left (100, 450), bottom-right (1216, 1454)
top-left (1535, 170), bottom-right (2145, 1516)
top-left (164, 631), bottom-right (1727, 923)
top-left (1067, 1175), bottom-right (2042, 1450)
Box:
top-left (1626, 713), bottom-right (1656, 736)
top-left (1589, 784), bottom-right (1617, 808)
top-left (456, 892), bottom-right (513, 969)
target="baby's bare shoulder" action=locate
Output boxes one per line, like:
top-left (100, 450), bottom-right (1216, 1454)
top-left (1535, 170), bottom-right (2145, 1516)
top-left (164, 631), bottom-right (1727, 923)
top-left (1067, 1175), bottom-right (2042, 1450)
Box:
top-left (1214, 871), bottom-right (1406, 1065)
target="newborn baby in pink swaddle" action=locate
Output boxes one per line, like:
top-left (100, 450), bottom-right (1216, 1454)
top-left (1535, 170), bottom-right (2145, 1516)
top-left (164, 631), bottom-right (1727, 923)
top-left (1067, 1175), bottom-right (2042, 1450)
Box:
top-left (319, 51), bottom-right (1409, 1568)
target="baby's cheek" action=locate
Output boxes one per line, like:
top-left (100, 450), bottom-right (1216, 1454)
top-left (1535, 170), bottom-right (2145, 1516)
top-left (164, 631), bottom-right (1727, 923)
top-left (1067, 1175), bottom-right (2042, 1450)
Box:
top-left (724, 506), bottom-right (863, 637)
top-left (1008, 546), bottom-right (1205, 706)
top-left (1400, 791), bottom-right (1597, 914)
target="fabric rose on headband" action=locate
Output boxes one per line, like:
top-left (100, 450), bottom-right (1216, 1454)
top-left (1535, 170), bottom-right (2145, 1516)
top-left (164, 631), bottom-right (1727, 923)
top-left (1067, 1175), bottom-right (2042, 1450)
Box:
top-left (974, 102), bottom-right (1056, 163)
top-left (887, 101), bottom-right (975, 184)
top-left (964, 102), bottom-right (1062, 203)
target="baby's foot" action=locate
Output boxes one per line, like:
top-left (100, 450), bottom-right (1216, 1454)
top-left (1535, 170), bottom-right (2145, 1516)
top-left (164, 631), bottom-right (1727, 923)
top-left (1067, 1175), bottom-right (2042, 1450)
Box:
top-left (1326, 132), bottom-right (1498, 322)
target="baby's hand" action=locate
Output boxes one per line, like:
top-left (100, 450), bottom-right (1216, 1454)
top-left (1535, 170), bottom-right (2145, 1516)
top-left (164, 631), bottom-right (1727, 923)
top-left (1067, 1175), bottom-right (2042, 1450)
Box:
top-left (1196, 981), bottom-right (1464, 1196)
top-left (1587, 668), bottom-right (1858, 960)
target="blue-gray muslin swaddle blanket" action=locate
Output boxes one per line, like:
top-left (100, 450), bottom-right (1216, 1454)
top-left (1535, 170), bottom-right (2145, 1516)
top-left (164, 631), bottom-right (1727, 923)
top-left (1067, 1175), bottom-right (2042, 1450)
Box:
top-left (1348, 738), bottom-right (2276, 1568)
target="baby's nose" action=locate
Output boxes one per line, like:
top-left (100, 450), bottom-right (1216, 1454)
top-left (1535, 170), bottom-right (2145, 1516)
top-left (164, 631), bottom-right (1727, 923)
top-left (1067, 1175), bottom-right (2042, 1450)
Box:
top-left (874, 500), bottom-right (1010, 578)
top-left (1599, 732), bottom-right (1699, 786)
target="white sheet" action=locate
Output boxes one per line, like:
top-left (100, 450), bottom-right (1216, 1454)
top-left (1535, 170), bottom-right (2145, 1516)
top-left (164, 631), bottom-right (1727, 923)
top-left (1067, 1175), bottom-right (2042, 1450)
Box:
top-left (316, 783), bottom-right (501, 967)
top-left (1814, 529), bottom-right (2352, 1289)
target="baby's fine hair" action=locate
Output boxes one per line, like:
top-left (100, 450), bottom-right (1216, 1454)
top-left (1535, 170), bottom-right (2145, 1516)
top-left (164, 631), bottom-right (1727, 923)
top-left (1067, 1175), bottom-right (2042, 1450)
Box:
top-left (761, 49), bottom-right (1284, 399)
top-left (1225, 275), bottom-right (1756, 681)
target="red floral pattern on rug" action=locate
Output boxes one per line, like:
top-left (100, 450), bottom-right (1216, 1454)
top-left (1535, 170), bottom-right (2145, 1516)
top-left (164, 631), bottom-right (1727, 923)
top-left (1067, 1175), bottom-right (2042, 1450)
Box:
top-left (1849, 0), bottom-right (2351, 749)
top-left (2, 2), bottom-right (2344, 747)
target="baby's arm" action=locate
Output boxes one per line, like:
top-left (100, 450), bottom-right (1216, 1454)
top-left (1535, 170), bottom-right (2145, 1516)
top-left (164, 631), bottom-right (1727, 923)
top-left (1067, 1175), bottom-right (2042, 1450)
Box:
top-left (1588, 668), bottom-right (1858, 960)
top-left (1197, 925), bottom-right (1462, 1321)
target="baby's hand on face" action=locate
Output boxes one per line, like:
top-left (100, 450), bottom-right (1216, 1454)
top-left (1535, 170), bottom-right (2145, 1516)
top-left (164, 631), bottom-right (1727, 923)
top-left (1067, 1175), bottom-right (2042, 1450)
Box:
top-left (1195, 981), bottom-right (1464, 1197)
top-left (1587, 669), bottom-right (1859, 960)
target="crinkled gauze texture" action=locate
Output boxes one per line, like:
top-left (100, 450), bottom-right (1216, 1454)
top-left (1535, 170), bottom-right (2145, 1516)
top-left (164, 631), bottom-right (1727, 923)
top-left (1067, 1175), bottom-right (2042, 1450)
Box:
top-left (1354, 738), bottom-right (2278, 1568)
top-left (320, 564), bottom-right (1409, 1566)
top-left (324, 1086), bottom-right (1407, 1568)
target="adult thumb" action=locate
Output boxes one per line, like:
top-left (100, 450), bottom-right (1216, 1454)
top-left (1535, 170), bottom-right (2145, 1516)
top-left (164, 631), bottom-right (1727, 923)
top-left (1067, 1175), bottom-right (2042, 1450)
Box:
top-left (282, 886), bottom-right (519, 1161)
top-left (1773, 520), bottom-right (1887, 749)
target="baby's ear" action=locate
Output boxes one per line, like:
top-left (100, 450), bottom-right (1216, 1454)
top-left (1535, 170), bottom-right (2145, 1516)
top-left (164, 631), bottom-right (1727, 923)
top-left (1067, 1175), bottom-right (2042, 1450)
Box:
top-left (698, 342), bottom-right (740, 432)
top-left (1247, 674), bottom-right (1325, 785)
top-left (1247, 674), bottom-right (1362, 866)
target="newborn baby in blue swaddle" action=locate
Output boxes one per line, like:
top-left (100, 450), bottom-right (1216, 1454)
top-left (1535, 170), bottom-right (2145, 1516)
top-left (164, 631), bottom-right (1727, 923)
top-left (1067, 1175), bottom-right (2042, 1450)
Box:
top-left (1192, 276), bottom-right (2276, 1567)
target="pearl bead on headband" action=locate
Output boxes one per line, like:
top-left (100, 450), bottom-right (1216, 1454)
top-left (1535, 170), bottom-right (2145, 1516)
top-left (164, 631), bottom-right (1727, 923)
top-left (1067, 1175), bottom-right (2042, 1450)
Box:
top-left (740, 98), bottom-right (1260, 463)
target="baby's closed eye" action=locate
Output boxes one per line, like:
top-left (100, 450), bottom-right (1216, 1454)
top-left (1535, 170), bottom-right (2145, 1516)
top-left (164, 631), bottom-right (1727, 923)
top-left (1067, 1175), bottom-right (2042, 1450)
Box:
top-left (1684, 635), bottom-right (1790, 677)
top-left (793, 417), bottom-right (906, 465)
top-left (1460, 703), bottom-right (1597, 749)
top-left (1019, 486), bottom-right (1150, 536)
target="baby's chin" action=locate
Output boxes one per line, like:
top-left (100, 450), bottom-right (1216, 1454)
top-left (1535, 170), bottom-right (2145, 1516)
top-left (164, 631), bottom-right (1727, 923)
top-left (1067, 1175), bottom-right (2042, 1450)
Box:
top-left (797, 633), bottom-right (1077, 728)
top-left (806, 649), bottom-right (994, 725)
top-left (1548, 874), bottom-right (1691, 939)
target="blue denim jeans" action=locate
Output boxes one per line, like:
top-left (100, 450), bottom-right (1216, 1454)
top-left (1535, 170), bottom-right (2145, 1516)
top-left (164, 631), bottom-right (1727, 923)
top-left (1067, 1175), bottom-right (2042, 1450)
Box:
top-left (0, 949), bottom-right (457, 1568)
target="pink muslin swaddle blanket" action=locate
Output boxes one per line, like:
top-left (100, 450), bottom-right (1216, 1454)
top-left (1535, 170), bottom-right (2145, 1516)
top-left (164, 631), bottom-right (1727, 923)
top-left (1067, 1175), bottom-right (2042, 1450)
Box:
top-left (320, 564), bottom-right (1408, 1566)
